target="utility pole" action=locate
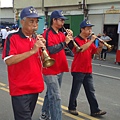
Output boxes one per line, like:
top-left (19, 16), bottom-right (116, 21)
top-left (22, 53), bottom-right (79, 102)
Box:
top-left (42, 0), bottom-right (48, 29)
top-left (82, 0), bottom-right (88, 19)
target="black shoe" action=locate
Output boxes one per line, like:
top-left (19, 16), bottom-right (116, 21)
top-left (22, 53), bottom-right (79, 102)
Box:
top-left (91, 110), bottom-right (107, 117)
top-left (68, 110), bottom-right (79, 116)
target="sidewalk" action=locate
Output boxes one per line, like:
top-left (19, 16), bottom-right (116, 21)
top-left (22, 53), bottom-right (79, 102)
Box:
top-left (93, 52), bottom-right (119, 65)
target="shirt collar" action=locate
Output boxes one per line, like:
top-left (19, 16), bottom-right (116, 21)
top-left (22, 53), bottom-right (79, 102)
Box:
top-left (18, 28), bottom-right (27, 38)
top-left (77, 35), bottom-right (84, 40)
top-left (50, 27), bottom-right (61, 34)
top-left (18, 28), bottom-right (35, 39)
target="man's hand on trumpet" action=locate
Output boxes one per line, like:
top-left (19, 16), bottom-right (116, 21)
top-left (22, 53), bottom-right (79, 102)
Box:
top-left (90, 34), bottom-right (104, 46)
top-left (31, 36), bottom-right (46, 54)
top-left (66, 29), bottom-right (73, 36)
top-left (36, 34), bottom-right (46, 45)
top-left (65, 29), bottom-right (73, 44)
top-left (90, 34), bottom-right (98, 42)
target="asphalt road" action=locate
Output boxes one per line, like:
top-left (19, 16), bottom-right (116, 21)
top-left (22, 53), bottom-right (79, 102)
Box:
top-left (0, 51), bottom-right (120, 120)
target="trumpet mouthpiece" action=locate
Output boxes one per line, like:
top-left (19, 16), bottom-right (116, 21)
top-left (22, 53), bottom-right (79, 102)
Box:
top-left (33, 27), bottom-right (37, 32)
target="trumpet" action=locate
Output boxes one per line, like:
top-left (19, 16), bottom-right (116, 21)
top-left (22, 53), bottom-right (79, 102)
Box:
top-left (33, 29), bottom-right (55, 67)
top-left (62, 26), bottom-right (82, 52)
top-left (96, 37), bottom-right (114, 52)
top-left (91, 33), bottom-right (114, 52)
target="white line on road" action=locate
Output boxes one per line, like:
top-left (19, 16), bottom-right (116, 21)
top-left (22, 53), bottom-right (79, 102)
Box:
top-left (67, 58), bottom-right (120, 80)
top-left (93, 72), bottom-right (120, 80)
top-left (92, 63), bottom-right (120, 70)
top-left (67, 58), bottom-right (120, 70)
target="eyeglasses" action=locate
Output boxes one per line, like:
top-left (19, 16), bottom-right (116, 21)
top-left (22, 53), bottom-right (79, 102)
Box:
top-left (57, 18), bottom-right (65, 22)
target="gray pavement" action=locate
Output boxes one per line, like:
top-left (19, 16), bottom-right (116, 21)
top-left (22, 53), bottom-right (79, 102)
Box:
top-left (0, 48), bottom-right (120, 120)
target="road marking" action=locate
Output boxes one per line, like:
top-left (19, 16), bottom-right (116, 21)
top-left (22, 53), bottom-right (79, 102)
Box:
top-left (0, 87), bottom-right (9, 92)
top-left (92, 63), bottom-right (120, 70)
top-left (67, 58), bottom-right (120, 80)
top-left (67, 58), bottom-right (120, 70)
top-left (62, 111), bottom-right (84, 120)
top-left (0, 82), bottom-right (6, 86)
top-left (0, 82), bottom-right (100, 120)
top-left (61, 105), bottom-right (99, 120)
top-left (93, 72), bottom-right (120, 80)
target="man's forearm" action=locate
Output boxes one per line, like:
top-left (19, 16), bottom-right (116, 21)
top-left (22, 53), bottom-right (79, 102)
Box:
top-left (5, 50), bottom-right (35, 66)
top-left (80, 40), bottom-right (94, 52)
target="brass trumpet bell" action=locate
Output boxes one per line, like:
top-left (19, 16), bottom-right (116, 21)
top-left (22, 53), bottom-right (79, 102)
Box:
top-left (103, 41), bottom-right (114, 52)
top-left (33, 30), bottom-right (55, 68)
top-left (97, 37), bottom-right (114, 52)
top-left (42, 49), bottom-right (55, 67)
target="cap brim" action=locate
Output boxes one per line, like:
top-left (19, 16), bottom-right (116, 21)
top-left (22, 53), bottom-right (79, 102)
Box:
top-left (26, 15), bottom-right (42, 19)
top-left (87, 24), bottom-right (94, 27)
top-left (60, 16), bottom-right (68, 20)
top-left (80, 24), bottom-right (94, 28)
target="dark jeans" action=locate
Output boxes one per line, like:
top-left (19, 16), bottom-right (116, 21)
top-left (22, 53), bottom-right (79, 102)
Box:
top-left (68, 72), bottom-right (100, 114)
top-left (2, 39), bottom-right (5, 48)
top-left (101, 49), bottom-right (107, 59)
top-left (11, 93), bottom-right (38, 120)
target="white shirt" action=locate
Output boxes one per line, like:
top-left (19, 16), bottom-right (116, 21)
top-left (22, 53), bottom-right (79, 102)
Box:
top-left (5, 30), bottom-right (18, 38)
top-left (1, 29), bottom-right (7, 39)
top-left (100, 35), bottom-right (111, 49)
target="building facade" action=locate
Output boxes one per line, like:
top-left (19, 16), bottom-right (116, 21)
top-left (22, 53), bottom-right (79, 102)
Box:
top-left (14, 0), bottom-right (120, 50)
top-left (0, 7), bottom-right (14, 26)
top-left (87, 1), bottom-right (120, 51)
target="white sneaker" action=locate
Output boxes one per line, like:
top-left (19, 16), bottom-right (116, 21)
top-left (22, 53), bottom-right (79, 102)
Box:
top-left (39, 113), bottom-right (51, 120)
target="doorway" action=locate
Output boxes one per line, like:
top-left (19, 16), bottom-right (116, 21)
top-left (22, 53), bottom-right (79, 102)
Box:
top-left (104, 25), bottom-right (118, 52)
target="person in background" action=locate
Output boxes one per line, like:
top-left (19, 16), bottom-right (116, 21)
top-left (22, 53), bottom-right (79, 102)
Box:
top-left (1, 26), bottom-right (7, 48)
top-left (5, 24), bottom-right (18, 38)
top-left (100, 31), bottom-right (112, 60)
top-left (68, 19), bottom-right (106, 117)
top-left (6, 26), bottom-right (10, 32)
top-left (0, 28), bottom-right (2, 48)
top-left (93, 33), bottom-right (101, 60)
top-left (2, 6), bottom-right (45, 120)
top-left (39, 10), bottom-right (72, 120)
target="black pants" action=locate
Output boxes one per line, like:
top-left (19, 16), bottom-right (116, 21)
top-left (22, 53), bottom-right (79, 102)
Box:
top-left (68, 72), bottom-right (100, 114)
top-left (2, 39), bottom-right (5, 48)
top-left (101, 49), bottom-right (107, 59)
top-left (11, 93), bottom-right (38, 120)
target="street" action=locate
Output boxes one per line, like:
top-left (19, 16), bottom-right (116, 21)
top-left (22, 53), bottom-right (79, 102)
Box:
top-left (0, 51), bottom-right (120, 120)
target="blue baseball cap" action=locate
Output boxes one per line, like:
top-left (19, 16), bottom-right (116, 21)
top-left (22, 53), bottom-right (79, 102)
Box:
top-left (20, 6), bottom-right (41, 19)
top-left (12, 25), bottom-right (16, 29)
top-left (80, 19), bottom-right (94, 28)
top-left (50, 10), bottom-right (68, 20)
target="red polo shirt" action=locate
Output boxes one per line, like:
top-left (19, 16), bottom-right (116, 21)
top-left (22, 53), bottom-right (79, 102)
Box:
top-left (42, 27), bottom-right (69, 75)
top-left (71, 35), bottom-right (97, 73)
top-left (2, 29), bottom-right (44, 96)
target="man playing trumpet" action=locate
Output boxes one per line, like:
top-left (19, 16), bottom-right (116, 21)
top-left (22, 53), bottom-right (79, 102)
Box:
top-left (39, 10), bottom-right (73, 120)
top-left (2, 6), bottom-right (45, 120)
top-left (68, 19), bottom-right (107, 117)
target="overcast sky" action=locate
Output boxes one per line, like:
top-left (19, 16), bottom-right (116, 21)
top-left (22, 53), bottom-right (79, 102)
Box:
top-left (0, 0), bottom-right (13, 7)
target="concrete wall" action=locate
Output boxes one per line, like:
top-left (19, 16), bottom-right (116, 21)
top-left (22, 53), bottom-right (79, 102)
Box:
top-left (44, 0), bottom-right (81, 7)
top-left (87, 0), bottom-right (120, 4)
top-left (0, 8), bottom-right (14, 23)
top-left (14, 0), bottom-right (42, 9)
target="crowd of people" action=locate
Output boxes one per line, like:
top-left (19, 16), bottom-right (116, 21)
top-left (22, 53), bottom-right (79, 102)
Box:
top-left (1, 6), bottom-right (108, 120)
top-left (0, 24), bottom-right (19, 49)
top-left (92, 32), bottom-right (112, 61)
